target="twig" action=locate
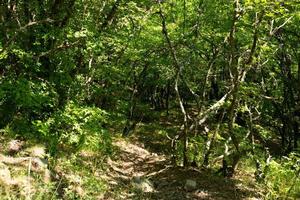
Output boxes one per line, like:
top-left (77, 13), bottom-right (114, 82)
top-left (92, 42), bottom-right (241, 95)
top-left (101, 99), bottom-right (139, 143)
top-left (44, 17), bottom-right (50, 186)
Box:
top-left (270, 16), bottom-right (293, 36)
top-left (51, 177), bottom-right (63, 200)
top-left (35, 40), bottom-right (81, 58)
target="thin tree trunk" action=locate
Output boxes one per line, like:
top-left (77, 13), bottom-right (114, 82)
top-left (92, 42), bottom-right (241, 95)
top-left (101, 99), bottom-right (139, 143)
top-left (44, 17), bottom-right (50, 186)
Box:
top-left (159, 3), bottom-right (189, 166)
top-left (202, 110), bottom-right (225, 168)
top-left (101, 0), bottom-right (122, 30)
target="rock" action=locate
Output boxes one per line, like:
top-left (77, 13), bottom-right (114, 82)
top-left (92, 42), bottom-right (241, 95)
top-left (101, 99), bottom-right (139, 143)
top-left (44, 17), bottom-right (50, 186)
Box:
top-left (31, 157), bottom-right (48, 171)
top-left (184, 179), bottom-right (197, 191)
top-left (28, 145), bottom-right (46, 158)
top-left (132, 175), bottom-right (142, 184)
top-left (8, 140), bottom-right (25, 154)
top-left (0, 164), bottom-right (12, 185)
top-left (132, 176), bottom-right (154, 192)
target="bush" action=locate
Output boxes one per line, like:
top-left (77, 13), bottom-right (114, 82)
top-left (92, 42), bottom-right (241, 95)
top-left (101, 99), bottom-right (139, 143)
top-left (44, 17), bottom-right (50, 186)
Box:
top-left (0, 77), bottom-right (58, 129)
top-left (264, 153), bottom-right (300, 199)
top-left (33, 102), bottom-right (111, 155)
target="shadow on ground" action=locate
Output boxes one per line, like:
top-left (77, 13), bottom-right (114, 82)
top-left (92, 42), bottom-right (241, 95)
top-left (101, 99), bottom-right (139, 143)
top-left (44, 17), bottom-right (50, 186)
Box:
top-left (103, 138), bottom-right (261, 200)
top-left (145, 167), bottom-right (259, 200)
top-left (130, 112), bottom-right (183, 157)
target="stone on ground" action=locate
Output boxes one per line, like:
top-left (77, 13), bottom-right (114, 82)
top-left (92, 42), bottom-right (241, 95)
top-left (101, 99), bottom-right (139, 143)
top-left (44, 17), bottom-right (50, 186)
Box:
top-left (27, 145), bottom-right (46, 158)
top-left (7, 140), bottom-right (25, 154)
top-left (132, 176), bottom-right (154, 193)
top-left (184, 179), bottom-right (197, 191)
top-left (0, 163), bottom-right (12, 185)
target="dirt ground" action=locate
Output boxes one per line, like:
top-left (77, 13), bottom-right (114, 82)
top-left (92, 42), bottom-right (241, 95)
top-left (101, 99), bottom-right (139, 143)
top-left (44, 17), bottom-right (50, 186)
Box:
top-left (102, 136), bottom-right (262, 200)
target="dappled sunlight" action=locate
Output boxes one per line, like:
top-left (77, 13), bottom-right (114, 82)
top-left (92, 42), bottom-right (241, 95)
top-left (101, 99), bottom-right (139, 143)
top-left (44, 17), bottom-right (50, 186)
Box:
top-left (1, 0), bottom-right (299, 199)
top-left (102, 136), bottom-right (261, 200)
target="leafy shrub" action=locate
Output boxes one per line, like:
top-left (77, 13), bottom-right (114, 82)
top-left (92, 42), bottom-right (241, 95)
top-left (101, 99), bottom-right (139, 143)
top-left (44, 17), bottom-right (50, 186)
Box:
top-left (33, 102), bottom-right (111, 155)
top-left (264, 153), bottom-right (300, 199)
top-left (0, 77), bottom-right (58, 129)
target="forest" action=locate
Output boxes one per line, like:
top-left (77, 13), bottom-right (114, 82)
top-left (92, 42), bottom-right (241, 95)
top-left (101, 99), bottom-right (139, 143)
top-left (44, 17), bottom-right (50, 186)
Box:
top-left (0, 0), bottom-right (299, 199)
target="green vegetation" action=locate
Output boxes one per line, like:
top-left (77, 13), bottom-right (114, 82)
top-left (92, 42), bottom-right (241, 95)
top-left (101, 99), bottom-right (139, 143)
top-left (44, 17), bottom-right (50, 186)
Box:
top-left (0, 0), bottom-right (299, 199)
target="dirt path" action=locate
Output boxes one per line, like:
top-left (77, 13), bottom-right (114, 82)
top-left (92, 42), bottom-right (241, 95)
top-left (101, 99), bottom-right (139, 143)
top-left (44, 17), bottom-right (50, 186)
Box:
top-left (102, 138), bottom-right (261, 200)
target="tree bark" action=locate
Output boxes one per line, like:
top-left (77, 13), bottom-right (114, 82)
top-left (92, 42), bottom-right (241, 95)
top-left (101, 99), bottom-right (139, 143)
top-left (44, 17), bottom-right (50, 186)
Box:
top-left (159, 3), bottom-right (189, 166)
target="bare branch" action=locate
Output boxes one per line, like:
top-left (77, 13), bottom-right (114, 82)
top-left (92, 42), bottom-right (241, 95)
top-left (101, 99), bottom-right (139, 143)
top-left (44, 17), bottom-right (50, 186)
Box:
top-left (270, 16), bottom-right (293, 36)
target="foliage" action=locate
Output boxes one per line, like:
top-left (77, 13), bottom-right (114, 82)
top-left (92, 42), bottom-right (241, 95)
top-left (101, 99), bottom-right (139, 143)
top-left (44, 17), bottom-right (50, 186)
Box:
top-left (0, 0), bottom-right (300, 199)
top-left (53, 154), bottom-right (108, 200)
top-left (33, 102), bottom-right (111, 155)
top-left (264, 153), bottom-right (300, 199)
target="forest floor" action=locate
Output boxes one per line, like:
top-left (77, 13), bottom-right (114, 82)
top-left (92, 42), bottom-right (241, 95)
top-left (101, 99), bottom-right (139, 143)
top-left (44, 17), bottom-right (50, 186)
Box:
top-left (102, 119), bottom-right (264, 200)
top-left (0, 113), bottom-right (265, 200)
